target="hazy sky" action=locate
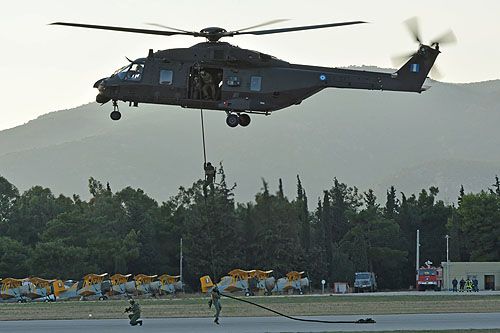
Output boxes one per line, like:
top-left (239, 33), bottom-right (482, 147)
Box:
top-left (1, 0), bottom-right (499, 130)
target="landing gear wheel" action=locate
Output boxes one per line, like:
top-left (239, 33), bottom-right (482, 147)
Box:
top-left (110, 111), bottom-right (121, 121)
top-left (239, 114), bottom-right (251, 127)
top-left (226, 114), bottom-right (239, 127)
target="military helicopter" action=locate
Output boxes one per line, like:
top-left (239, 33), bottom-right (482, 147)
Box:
top-left (51, 18), bottom-right (454, 127)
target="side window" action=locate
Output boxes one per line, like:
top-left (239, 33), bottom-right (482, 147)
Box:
top-left (160, 70), bottom-right (173, 85)
top-left (250, 76), bottom-right (262, 91)
top-left (125, 63), bottom-right (144, 81)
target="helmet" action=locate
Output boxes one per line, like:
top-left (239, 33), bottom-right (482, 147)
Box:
top-left (213, 285), bottom-right (218, 291)
top-left (207, 162), bottom-right (212, 166)
top-left (129, 299), bottom-right (135, 304)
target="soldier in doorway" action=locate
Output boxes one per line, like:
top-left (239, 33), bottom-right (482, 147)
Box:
top-left (124, 298), bottom-right (143, 326)
top-left (203, 162), bottom-right (216, 197)
top-left (200, 70), bottom-right (215, 100)
top-left (452, 277), bottom-right (458, 292)
top-left (192, 76), bottom-right (202, 99)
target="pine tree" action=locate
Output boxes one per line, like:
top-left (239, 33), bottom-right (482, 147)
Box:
top-left (296, 175), bottom-right (310, 251)
top-left (489, 175), bottom-right (500, 196)
top-left (384, 186), bottom-right (398, 220)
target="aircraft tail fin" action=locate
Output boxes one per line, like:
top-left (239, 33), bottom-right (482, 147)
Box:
top-left (395, 44), bottom-right (439, 92)
top-left (200, 275), bottom-right (214, 293)
top-left (52, 280), bottom-right (67, 297)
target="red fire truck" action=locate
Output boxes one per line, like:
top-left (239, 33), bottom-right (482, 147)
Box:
top-left (416, 262), bottom-right (442, 291)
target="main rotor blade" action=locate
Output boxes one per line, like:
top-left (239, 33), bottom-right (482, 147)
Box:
top-left (404, 17), bottom-right (422, 44)
top-left (235, 19), bottom-right (289, 32)
top-left (50, 22), bottom-right (196, 37)
top-left (234, 21), bottom-right (366, 36)
top-left (145, 23), bottom-right (194, 34)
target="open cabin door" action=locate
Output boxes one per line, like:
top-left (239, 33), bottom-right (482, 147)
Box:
top-left (188, 65), bottom-right (223, 101)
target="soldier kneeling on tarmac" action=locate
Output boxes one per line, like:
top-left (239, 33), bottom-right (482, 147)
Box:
top-left (125, 298), bottom-right (143, 326)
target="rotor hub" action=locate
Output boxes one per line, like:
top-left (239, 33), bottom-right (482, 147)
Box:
top-left (199, 27), bottom-right (227, 42)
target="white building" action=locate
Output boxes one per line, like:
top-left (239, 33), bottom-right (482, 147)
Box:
top-left (441, 262), bottom-right (500, 291)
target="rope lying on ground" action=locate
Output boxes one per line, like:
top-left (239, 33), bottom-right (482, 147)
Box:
top-left (221, 293), bottom-right (376, 324)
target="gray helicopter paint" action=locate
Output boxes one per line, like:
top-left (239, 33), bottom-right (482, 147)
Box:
top-left (53, 20), bottom-right (442, 125)
top-left (95, 42), bottom-right (438, 114)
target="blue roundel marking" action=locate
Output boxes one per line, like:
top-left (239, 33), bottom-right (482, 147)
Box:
top-left (319, 74), bottom-right (326, 81)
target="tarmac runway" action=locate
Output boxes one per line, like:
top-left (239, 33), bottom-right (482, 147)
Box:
top-left (1, 313), bottom-right (499, 332)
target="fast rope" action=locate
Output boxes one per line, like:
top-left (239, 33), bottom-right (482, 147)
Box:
top-left (200, 109), bottom-right (207, 165)
top-left (220, 293), bottom-right (375, 324)
top-left (199, 104), bottom-right (218, 279)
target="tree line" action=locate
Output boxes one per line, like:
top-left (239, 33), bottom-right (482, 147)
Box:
top-left (1, 168), bottom-right (499, 291)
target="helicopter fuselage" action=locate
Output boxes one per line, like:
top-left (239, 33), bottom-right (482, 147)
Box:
top-left (95, 41), bottom-right (439, 126)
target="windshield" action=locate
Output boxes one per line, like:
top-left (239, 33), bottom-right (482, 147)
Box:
top-left (356, 273), bottom-right (370, 279)
top-left (419, 269), bottom-right (436, 276)
top-left (111, 63), bottom-right (144, 81)
top-left (112, 65), bottom-right (130, 79)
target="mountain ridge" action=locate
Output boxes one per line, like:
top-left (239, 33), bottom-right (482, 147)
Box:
top-left (1, 72), bottom-right (499, 204)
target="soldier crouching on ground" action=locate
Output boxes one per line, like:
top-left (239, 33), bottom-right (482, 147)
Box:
top-left (125, 298), bottom-right (143, 326)
top-left (208, 285), bottom-right (222, 324)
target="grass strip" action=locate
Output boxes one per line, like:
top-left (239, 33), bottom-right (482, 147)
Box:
top-left (1, 294), bottom-right (500, 321)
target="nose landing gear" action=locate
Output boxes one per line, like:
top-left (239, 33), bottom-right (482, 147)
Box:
top-left (110, 100), bottom-right (121, 121)
top-left (225, 112), bottom-right (251, 127)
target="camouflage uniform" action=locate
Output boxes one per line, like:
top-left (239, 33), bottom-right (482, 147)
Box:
top-left (211, 287), bottom-right (222, 324)
top-left (203, 162), bottom-right (216, 196)
top-left (200, 70), bottom-right (215, 100)
top-left (193, 76), bottom-right (202, 99)
top-left (125, 299), bottom-right (143, 326)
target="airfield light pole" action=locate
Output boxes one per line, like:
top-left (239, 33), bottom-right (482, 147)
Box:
top-left (180, 237), bottom-right (184, 292)
top-left (445, 234), bottom-right (450, 291)
top-left (416, 229), bottom-right (420, 287)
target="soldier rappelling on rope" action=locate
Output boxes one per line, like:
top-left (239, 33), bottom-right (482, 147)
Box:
top-left (203, 162), bottom-right (216, 197)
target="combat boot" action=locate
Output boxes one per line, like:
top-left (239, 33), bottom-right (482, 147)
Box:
top-left (214, 318), bottom-right (219, 325)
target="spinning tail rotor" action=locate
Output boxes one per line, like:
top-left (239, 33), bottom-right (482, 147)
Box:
top-left (392, 17), bottom-right (456, 80)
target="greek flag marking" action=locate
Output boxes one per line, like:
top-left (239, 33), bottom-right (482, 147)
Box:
top-left (411, 64), bottom-right (420, 73)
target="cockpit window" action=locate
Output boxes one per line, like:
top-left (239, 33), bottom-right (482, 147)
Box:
top-left (112, 63), bottom-right (144, 81)
top-left (112, 58), bottom-right (146, 80)
top-left (125, 63), bottom-right (144, 81)
top-left (113, 65), bottom-right (129, 79)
